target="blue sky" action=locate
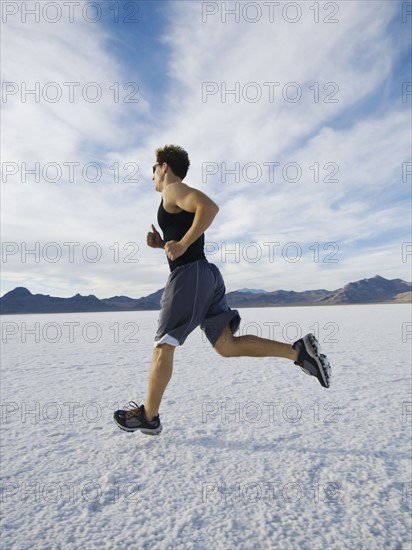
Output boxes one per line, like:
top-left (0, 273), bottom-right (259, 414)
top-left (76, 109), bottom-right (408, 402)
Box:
top-left (1, 0), bottom-right (411, 298)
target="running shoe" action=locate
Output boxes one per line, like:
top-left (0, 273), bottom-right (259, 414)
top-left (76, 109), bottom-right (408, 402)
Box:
top-left (293, 334), bottom-right (331, 388)
top-left (114, 402), bottom-right (162, 435)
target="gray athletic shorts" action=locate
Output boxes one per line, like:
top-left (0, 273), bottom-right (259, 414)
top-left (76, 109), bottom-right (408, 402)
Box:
top-left (154, 259), bottom-right (241, 347)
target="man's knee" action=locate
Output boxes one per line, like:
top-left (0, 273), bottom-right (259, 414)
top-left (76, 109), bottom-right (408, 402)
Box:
top-left (214, 344), bottom-right (235, 358)
top-left (154, 343), bottom-right (175, 357)
top-left (214, 327), bottom-right (237, 358)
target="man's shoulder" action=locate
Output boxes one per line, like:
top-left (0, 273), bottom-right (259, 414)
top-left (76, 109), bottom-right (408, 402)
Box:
top-left (163, 182), bottom-right (216, 213)
top-left (163, 182), bottom-right (196, 200)
top-left (162, 183), bottom-right (192, 213)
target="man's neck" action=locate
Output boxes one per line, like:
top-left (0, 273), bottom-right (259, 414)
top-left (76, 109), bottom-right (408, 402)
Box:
top-left (164, 177), bottom-right (182, 187)
top-left (160, 179), bottom-right (182, 193)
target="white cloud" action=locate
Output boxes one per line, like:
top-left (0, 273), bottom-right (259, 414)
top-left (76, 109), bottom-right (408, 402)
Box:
top-left (1, 10), bottom-right (162, 297)
top-left (1, 1), bottom-right (410, 299)
top-left (2, 18), bottom-right (151, 163)
top-left (161, 1), bottom-right (398, 161)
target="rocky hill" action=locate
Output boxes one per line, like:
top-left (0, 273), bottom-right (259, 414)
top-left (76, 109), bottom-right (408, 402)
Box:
top-left (1, 275), bottom-right (410, 314)
top-left (317, 275), bottom-right (411, 304)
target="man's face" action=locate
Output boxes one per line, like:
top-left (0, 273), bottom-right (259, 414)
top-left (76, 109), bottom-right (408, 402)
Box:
top-left (152, 162), bottom-right (164, 192)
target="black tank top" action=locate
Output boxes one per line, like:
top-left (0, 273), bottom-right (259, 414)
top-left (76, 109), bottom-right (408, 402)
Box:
top-left (157, 199), bottom-right (206, 271)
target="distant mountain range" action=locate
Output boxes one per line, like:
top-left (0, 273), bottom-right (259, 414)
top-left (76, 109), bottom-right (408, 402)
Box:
top-left (1, 275), bottom-right (410, 315)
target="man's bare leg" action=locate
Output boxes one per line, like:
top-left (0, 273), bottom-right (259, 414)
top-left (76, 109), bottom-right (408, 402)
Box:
top-left (214, 324), bottom-right (297, 361)
top-left (144, 344), bottom-right (175, 421)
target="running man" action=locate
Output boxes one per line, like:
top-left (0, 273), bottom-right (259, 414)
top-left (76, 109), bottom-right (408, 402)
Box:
top-left (114, 145), bottom-right (331, 435)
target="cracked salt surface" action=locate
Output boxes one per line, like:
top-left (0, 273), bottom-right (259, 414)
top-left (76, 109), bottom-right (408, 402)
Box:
top-left (1, 305), bottom-right (411, 549)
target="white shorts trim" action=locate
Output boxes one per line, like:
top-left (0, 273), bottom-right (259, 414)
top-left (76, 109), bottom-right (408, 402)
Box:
top-left (154, 334), bottom-right (180, 347)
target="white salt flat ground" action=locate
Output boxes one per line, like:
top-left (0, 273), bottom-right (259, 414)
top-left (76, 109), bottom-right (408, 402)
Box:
top-left (1, 304), bottom-right (411, 550)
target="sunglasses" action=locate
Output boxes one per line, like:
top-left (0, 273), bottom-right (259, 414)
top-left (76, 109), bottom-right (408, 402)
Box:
top-left (152, 163), bottom-right (162, 174)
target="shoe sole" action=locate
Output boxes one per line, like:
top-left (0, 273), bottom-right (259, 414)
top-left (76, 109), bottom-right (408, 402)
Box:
top-left (140, 426), bottom-right (162, 436)
top-left (114, 416), bottom-right (162, 435)
top-left (303, 334), bottom-right (331, 388)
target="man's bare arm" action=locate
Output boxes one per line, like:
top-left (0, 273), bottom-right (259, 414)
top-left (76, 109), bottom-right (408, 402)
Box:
top-left (163, 183), bottom-right (219, 260)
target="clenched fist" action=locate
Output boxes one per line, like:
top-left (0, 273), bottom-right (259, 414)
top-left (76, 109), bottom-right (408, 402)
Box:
top-left (164, 240), bottom-right (187, 261)
top-left (147, 225), bottom-right (164, 249)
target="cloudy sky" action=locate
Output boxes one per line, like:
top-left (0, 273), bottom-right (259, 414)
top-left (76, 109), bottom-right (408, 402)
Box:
top-left (1, 0), bottom-right (411, 298)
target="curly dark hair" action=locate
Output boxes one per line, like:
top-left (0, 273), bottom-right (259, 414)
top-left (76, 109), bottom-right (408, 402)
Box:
top-left (155, 145), bottom-right (190, 180)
